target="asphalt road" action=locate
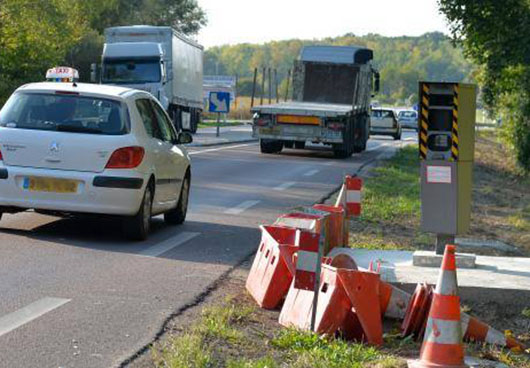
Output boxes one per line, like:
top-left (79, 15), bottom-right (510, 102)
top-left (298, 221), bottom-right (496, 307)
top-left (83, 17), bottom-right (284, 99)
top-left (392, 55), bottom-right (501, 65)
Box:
top-left (0, 131), bottom-right (417, 368)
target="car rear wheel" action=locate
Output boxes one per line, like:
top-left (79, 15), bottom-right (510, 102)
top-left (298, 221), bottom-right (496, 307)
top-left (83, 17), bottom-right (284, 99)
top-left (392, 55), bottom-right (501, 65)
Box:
top-left (164, 173), bottom-right (190, 225)
top-left (123, 184), bottom-right (152, 241)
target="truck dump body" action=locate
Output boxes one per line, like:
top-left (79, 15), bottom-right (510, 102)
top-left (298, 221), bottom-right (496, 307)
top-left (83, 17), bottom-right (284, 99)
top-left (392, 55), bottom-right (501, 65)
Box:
top-left (252, 45), bottom-right (377, 157)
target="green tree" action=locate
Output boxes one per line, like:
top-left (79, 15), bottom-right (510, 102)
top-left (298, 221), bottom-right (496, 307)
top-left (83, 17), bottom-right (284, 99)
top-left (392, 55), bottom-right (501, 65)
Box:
top-left (438, 0), bottom-right (530, 171)
top-left (0, 0), bottom-right (87, 103)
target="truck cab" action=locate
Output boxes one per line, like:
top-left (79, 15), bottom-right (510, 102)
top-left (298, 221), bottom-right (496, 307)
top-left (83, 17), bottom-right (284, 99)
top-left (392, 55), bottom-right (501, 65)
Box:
top-left (101, 42), bottom-right (169, 108)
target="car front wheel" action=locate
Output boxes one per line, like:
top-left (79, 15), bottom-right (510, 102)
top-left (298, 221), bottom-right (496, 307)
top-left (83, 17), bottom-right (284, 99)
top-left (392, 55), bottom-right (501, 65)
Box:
top-left (164, 173), bottom-right (190, 225)
top-left (123, 184), bottom-right (153, 241)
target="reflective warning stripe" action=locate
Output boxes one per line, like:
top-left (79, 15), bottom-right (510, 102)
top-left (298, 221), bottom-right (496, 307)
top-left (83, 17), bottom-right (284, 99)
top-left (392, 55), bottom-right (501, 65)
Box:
top-left (434, 270), bottom-right (458, 296)
top-left (486, 327), bottom-right (507, 346)
top-left (451, 84), bottom-right (459, 161)
top-left (419, 83), bottom-right (429, 160)
top-left (346, 190), bottom-right (361, 203)
top-left (296, 250), bottom-right (319, 272)
top-left (424, 317), bottom-right (463, 344)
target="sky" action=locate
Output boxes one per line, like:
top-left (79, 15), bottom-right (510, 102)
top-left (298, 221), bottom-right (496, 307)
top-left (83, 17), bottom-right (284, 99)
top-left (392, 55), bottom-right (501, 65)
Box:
top-left (196, 0), bottom-right (451, 48)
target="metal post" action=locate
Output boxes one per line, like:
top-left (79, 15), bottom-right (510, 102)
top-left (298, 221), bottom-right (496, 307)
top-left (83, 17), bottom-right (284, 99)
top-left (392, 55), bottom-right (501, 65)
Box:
top-left (274, 69), bottom-right (279, 103)
top-left (260, 67), bottom-right (265, 105)
top-left (268, 68), bottom-right (272, 104)
top-left (310, 220), bottom-right (326, 332)
top-left (216, 112), bottom-right (220, 137)
top-left (435, 234), bottom-right (455, 255)
top-left (284, 69), bottom-right (291, 102)
top-left (251, 68), bottom-right (257, 108)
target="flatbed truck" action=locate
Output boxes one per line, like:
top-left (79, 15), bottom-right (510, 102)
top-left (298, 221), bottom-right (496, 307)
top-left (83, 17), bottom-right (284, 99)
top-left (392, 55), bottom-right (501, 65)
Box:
top-left (251, 45), bottom-right (379, 157)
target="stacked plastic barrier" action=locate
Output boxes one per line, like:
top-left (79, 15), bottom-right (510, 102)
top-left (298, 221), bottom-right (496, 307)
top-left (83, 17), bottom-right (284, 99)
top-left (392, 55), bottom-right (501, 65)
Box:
top-left (245, 175), bottom-right (526, 352)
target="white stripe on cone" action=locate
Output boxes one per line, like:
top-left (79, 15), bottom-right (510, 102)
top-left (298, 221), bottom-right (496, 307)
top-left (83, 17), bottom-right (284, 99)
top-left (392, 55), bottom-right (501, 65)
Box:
top-left (385, 286), bottom-right (411, 320)
top-left (424, 317), bottom-right (463, 344)
top-left (435, 269), bottom-right (458, 296)
top-left (346, 190), bottom-right (361, 203)
top-left (486, 327), bottom-right (507, 346)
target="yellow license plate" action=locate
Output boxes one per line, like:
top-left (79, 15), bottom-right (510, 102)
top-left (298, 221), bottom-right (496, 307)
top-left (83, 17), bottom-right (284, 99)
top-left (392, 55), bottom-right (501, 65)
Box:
top-left (259, 127), bottom-right (281, 135)
top-left (24, 177), bottom-right (78, 193)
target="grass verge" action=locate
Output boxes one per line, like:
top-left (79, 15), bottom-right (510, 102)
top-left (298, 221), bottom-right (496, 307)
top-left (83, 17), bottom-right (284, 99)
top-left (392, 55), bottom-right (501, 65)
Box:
top-left (149, 289), bottom-right (529, 368)
top-left (150, 293), bottom-right (408, 368)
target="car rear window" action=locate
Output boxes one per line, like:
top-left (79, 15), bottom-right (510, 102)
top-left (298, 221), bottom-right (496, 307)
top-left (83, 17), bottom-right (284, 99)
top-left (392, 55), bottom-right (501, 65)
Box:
top-left (0, 92), bottom-right (130, 135)
top-left (399, 111), bottom-right (417, 118)
top-left (372, 110), bottom-right (393, 118)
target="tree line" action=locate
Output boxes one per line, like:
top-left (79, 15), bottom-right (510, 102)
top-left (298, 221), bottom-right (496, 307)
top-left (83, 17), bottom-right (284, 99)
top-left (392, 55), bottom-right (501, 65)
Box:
top-left (205, 32), bottom-right (476, 106)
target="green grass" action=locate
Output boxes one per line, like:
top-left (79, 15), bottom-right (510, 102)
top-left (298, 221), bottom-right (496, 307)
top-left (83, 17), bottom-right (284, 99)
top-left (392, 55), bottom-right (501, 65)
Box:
top-left (198, 121), bottom-right (246, 129)
top-left (152, 299), bottom-right (404, 368)
top-left (360, 145), bottom-right (420, 224)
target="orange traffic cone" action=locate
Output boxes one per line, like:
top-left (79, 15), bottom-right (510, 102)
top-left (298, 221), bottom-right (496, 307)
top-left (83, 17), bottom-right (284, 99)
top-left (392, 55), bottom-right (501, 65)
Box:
top-left (408, 244), bottom-right (468, 368)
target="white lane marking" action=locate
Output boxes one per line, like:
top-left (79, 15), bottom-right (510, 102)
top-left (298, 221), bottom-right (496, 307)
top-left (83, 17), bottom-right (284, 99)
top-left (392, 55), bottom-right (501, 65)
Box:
top-left (274, 181), bottom-right (296, 191)
top-left (303, 169), bottom-right (319, 177)
top-left (0, 297), bottom-right (71, 338)
top-left (139, 231), bottom-right (200, 257)
top-left (189, 143), bottom-right (256, 156)
top-left (224, 200), bottom-right (260, 215)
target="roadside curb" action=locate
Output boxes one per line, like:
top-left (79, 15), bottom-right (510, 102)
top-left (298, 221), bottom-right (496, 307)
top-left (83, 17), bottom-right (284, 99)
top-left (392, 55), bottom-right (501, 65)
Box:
top-left (189, 138), bottom-right (258, 148)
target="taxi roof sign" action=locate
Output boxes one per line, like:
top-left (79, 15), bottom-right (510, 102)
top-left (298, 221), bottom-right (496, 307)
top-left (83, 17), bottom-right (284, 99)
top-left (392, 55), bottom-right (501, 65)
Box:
top-left (46, 67), bottom-right (79, 82)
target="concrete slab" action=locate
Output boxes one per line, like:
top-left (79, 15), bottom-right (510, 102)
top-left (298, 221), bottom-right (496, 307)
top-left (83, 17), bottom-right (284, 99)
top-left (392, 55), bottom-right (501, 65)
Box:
top-left (328, 248), bottom-right (530, 291)
top-left (190, 124), bottom-right (256, 147)
top-left (413, 250), bottom-right (476, 268)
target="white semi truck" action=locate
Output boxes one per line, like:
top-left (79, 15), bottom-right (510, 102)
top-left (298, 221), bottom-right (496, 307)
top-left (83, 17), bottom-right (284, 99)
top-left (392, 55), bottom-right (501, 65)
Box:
top-left (96, 25), bottom-right (203, 133)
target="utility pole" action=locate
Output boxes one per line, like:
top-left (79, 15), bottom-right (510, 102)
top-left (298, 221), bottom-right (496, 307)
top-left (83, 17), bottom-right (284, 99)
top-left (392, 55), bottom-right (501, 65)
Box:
top-left (268, 68), bottom-right (272, 104)
top-left (274, 69), bottom-right (279, 103)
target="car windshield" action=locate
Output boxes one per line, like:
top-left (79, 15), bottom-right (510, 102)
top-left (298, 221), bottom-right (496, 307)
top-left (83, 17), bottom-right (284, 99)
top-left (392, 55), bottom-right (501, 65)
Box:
top-left (0, 92), bottom-right (129, 135)
top-left (399, 111), bottom-right (417, 118)
top-left (372, 110), bottom-right (393, 118)
top-left (102, 58), bottom-right (161, 84)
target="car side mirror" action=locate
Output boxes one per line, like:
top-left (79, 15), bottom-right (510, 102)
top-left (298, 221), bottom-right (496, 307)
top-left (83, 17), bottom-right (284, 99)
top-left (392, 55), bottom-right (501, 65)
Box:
top-left (176, 131), bottom-right (193, 145)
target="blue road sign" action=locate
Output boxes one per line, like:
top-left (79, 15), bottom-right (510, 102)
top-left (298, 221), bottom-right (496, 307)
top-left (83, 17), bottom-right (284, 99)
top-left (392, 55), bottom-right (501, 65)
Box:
top-left (209, 91), bottom-right (230, 113)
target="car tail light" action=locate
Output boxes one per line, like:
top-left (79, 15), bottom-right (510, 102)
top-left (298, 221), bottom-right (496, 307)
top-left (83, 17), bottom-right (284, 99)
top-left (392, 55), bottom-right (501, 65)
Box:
top-left (105, 146), bottom-right (145, 169)
top-left (0, 149), bottom-right (3, 161)
top-left (328, 122), bottom-right (344, 131)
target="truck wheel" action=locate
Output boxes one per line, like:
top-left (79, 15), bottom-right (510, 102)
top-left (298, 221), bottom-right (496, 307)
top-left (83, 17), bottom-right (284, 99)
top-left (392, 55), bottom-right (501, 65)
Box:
top-left (393, 131), bottom-right (402, 140)
top-left (284, 141), bottom-right (294, 149)
top-left (260, 139), bottom-right (283, 154)
top-left (294, 141), bottom-right (306, 149)
top-left (171, 108), bottom-right (182, 131)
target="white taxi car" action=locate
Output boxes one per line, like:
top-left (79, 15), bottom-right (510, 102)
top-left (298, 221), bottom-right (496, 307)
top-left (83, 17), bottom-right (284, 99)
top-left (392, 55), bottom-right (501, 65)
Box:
top-left (0, 69), bottom-right (193, 240)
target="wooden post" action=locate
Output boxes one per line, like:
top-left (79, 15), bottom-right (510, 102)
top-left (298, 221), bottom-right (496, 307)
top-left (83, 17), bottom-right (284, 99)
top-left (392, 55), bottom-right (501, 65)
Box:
top-left (251, 68), bottom-right (257, 108)
top-left (260, 67), bottom-right (265, 105)
top-left (284, 69), bottom-right (291, 102)
top-left (274, 69), bottom-right (279, 103)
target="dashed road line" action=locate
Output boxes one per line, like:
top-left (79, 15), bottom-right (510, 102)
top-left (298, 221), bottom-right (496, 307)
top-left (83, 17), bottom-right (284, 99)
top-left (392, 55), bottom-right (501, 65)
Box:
top-left (303, 169), bottom-right (320, 176)
top-left (0, 297), bottom-right (71, 338)
top-left (224, 200), bottom-right (260, 215)
top-left (273, 181), bottom-right (296, 191)
top-left (138, 232), bottom-right (200, 257)
top-left (189, 143), bottom-right (257, 156)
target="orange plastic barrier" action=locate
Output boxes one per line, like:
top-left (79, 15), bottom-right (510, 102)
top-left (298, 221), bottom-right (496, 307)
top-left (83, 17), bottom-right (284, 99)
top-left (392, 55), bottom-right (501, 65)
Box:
top-left (245, 225), bottom-right (299, 309)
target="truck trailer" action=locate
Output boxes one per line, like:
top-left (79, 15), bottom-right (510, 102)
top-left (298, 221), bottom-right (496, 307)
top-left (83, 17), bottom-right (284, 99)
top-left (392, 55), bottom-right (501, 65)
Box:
top-left (97, 25), bottom-right (203, 133)
top-left (251, 45), bottom-right (379, 157)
